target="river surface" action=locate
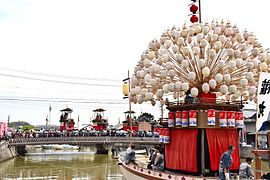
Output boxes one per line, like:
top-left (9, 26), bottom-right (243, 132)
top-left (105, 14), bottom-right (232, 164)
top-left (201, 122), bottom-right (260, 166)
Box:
top-left (0, 146), bottom-right (124, 180)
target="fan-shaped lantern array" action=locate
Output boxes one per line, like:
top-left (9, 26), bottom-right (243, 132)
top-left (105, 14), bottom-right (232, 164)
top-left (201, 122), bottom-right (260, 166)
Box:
top-left (129, 20), bottom-right (270, 105)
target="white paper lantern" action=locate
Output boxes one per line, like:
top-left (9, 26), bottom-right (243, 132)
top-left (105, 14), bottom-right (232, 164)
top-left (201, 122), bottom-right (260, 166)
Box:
top-left (150, 79), bottom-right (157, 86)
top-left (188, 72), bottom-right (196, 80)
top-left (260, 62), bottom-right (268, 72)
top-left (250, 48), bottom-right (259, 57)
top-left (141, 88), bottom-right (147, 96)
top-left (218, 60), bottom-right (225, 69)
top-left (200, 39), bottom-right (208, 47)
top-left (160, 69), bottom-right (167, 78)
top-left (214, 27), bottom-right (221, 35)
top-left (182, 60), bottom-right (189, 68)
top-left (144, 74), bottom-right (151, 82)
top-left (157, 89), bottom-right (163, 97)
top-left (194, 25), bottom-right (202, 34)
top-left (246, 72), bottom-right (254, 80)
top-left (130, 88), bottom-right (137, 96)
top-left (241, 51), bottom-right (249, 60)
top-left (143, 59), bottom-right (151, 67)
top-left (162, 54), bottom-right (170, 62)
top-left (248, 86), bottom-right (256, 95)
top-left (182, 83), bottom-right (189, 92)
top-left (224, 74), bottom-right (231, 82)
top-left (145, 92), bottom-right (153, 101)
top-left (235, 58), bottom-right (242, 68)
top-left (209, 79), bottom-right (217, 89)
top-left (202, 67), bottom-right (210, 77)
top-left (202, 83), bottom-right (210, 93)
top-left (240, 78), bottom-right (248, 87)
top-left (175, 81), bottom-right (182, 90)
top-left (234, 50), bottom-right (241, 58)
top-left (220, 84), bottom-right (228, 94)
top-left (203, 26), bottom-right (210, 35)
top-left (215, 73), bottom-right (223, 83)
top-left (214, 41), bottom-right (222, 50)
top-left (164, 40), bottom-right (172, 49)
top-left (178, 37), bottom-right (185, 46)
top-left (166, 62), bottom-right (173, 70)
top-left (191, 87), bottom-right (199, 97)
top-left (148, 51), bottom-right (155, 60)
top-left (193, 46), bottom-right (200, 55)
top-left (168, 83), bottom-right (175, 92)
top-left (219, 35), bottom-right (227, 43)
top-left (162, 84), bottom-right (169, 93)
top-left (175, 54), bottom-right (184, 62)
top-left (211, 34), bottom-right (218, 42)
top-left (229, 85), bottom-right (237, 94)
top-left (183, 47), bottom-right (190, 55)
top-left (198, 59), bottom-right (206, 68)
top-left (172, 45), bottom-right (179, 54)
top-left (235, 33), bottom-right (243, 42)
top-left (196, 33), bottom-right (203, 42)
top-left (153, 65), bottom-right (160, 74)
top-left (134, 86), bottom-right (142, 95)
top-left (227, 49), bottom-right (234, 57)
top-left (168, 69), bottom-right (176, 78)
top-left (209, 49), bottom-right (216, 59)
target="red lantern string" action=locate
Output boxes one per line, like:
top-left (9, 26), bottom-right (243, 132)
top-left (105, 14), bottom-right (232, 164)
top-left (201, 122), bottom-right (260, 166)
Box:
top-left (189, 0), bottom-right (200, 23)
top-left (190, 15), bottom-right (199, 23)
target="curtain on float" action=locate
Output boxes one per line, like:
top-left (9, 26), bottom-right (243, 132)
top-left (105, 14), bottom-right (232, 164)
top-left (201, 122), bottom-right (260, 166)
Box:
top-left (165, 129), bottom-right (198, 173)
top-left (205, 129), bottom-right (240, 171)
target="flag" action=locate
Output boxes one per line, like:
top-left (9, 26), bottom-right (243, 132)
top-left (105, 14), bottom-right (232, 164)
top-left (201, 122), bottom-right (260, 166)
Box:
top-left (256, 72), bottom-right (270, 131)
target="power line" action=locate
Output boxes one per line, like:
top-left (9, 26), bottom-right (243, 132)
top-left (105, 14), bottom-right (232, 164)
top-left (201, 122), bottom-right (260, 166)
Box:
top-left (0, 66), bottom-right (121, 82)
top-left (0, 73), bottom-right (121, 87)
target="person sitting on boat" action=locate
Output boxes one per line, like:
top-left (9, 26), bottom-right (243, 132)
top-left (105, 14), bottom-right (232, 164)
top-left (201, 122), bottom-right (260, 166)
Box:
top-left (147, 148), bottom-right (158, 169)
top-left (239, 157), bottom-right (254, 179)
top-left (219, 145), bottom-right (235, 180)
top-left (153, 148), bottom-right (164, 171)
top-left (124, 145), bottom-right (137, 165)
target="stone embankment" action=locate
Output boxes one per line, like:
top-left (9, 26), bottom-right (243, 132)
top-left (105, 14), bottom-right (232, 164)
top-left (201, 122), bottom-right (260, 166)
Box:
top-left (0, 141), bottom-right (16, 163)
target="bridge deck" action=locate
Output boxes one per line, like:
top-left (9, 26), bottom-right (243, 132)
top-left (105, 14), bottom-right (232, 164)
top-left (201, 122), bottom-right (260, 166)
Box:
top-left (9, 136), bottom-right (161, 146)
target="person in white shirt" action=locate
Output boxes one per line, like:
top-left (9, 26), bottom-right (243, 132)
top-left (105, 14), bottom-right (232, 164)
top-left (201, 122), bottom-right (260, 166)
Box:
top-left (239, 157), bottom-right (254, 179)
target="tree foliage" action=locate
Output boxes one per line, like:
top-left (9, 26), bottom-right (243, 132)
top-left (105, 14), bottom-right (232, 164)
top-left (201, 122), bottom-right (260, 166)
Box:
top-left (9, 121), bottom-right (32, 129)
top-left (137, 112), bottom-right (154, 122)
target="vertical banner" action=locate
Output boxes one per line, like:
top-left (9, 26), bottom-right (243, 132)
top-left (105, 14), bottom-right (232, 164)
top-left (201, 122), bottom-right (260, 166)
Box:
top-left (256, 73), bottom-right (270, 131)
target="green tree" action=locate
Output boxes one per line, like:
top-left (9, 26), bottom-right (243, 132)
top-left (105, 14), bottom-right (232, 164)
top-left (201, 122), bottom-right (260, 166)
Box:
top-left (9, 121), bottom-right (32, 129)
top-left (137, 112), bottom-right (154, 122)
top-left (22, 125), bottom-right (35, 131)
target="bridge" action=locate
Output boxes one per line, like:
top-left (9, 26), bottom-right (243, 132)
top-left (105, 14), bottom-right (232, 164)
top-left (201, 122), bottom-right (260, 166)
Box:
top-left (8, 136), bottom-right (161, 146)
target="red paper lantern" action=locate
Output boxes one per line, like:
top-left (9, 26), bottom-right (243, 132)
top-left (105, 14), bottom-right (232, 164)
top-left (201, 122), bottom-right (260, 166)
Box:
top-left (190, 15), bottom-right (199, 23)
top-left (190, 4), bottom-right (198, 13)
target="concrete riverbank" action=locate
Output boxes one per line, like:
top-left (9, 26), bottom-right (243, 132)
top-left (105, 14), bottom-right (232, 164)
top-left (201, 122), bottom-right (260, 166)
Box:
top-left (0, 141), bottom-right (16, 163)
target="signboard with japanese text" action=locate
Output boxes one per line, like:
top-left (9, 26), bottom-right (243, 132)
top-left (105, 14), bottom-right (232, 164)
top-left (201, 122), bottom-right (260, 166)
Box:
top-left (256, 73), bottom-right (270, 131)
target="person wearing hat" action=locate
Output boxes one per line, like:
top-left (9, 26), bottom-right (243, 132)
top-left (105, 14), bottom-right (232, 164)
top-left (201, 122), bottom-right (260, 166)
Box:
top-left (239, 157), bottom-right (254, 179)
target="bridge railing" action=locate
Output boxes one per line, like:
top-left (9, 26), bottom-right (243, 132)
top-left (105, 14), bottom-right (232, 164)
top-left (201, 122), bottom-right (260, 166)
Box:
top-left (9, 136), bottom-right (160, 146)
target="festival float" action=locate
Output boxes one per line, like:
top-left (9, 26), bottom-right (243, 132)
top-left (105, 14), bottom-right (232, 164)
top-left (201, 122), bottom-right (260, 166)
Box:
top-left (122, 110), bottom-right (139, 132)
top-left (91, 108), bottom-right (108, 131)
top-left (59, 108), bottom-right (75, 131)
top-left (118, 0), bottom-right (270, 179)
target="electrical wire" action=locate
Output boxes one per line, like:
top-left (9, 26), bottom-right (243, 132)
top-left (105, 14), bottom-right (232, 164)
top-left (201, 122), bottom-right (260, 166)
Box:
top-left (0, 73), bottom-right (121, 87)
top-left (0, 66), bottom-right (121, 82)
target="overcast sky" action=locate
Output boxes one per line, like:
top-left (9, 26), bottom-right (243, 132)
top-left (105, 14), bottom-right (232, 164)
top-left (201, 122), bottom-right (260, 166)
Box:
top-left (0, 0), bottom-right (269, 127)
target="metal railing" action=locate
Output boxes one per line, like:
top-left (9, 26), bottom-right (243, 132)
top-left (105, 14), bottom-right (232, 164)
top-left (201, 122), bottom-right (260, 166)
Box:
top-left (8, 136), bottom-right (160, 146)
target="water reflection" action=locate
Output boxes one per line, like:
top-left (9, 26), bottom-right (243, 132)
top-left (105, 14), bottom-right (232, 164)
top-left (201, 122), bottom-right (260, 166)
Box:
top-left (0, 146), bottom-right (124, 180)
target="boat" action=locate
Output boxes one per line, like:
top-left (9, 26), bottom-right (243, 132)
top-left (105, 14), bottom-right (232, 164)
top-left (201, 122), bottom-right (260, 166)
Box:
top-left (41, 144), bottom-right (79, 150)
top-left (118, 1), bottom-right (270, 179)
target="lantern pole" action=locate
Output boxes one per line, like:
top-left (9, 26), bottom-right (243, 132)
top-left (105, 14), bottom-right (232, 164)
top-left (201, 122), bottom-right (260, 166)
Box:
top-left (198, 0), bottom-right (202, 23)
top-left (127, 70), bottom-right (133, 146)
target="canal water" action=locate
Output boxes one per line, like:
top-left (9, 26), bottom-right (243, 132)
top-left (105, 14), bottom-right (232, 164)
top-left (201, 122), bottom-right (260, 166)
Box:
top-left (0, 146), bottom-right (124, 180)
top-left (1, 146), bottom-right (269, 179)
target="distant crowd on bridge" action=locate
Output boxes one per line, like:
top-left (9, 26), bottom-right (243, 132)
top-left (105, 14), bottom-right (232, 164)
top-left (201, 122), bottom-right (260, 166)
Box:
top-left (1, 128), bottom-right (159, 140)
